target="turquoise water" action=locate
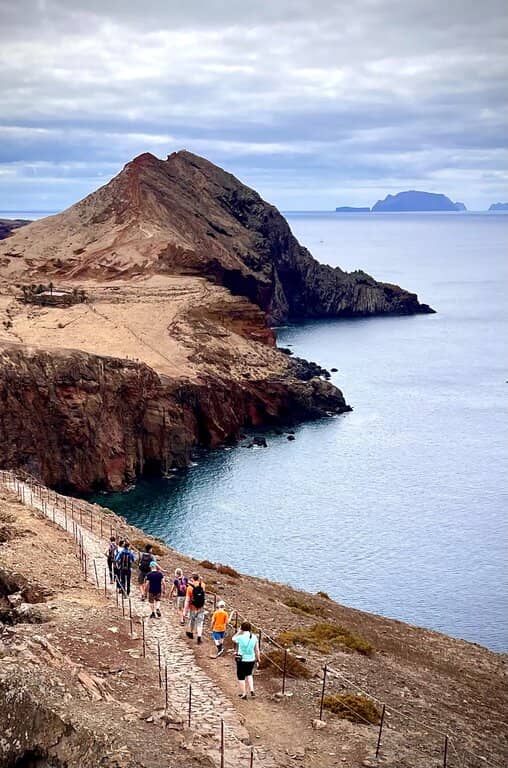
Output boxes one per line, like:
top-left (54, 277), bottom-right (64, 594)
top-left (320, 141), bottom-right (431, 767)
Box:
top-left (93, 213), bottom-right (508, 652)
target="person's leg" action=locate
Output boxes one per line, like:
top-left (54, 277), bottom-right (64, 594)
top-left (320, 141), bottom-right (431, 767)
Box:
top-left (126, 569), bottom-right (131, 595)
top-left (237, 663), bottom-right (247, 698)
top-left (187, 610), bottom-right (196, 637)
top-left (155, 596), bottom-right (161, 617)
top-left (246, 673), bottom-right (255, 695)
top-left (120, 569), bottom-right (127, 594)
top-left (149, 595), bottom-right (155, 617)
top-left (107, 558), bottom-right (113, 582)
top-left (196, 609), bottom-right (205, 643)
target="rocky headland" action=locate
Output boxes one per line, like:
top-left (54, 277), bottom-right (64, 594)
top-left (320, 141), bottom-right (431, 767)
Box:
top-left (488, 202), bottom-right (508, 211)
top-left (0, 151), bottom-right (434, 491)
top-left (0, 218), bottom-right (31, 240)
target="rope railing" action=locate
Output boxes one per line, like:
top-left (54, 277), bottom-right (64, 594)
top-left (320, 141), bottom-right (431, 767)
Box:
top-left (0, 469), bottom-right (503, 768)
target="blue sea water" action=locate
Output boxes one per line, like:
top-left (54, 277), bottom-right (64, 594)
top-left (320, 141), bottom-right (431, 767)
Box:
top-left (93, 212), bottom-right (508, 652)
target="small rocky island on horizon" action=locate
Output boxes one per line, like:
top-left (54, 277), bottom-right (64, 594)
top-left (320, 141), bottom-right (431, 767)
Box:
top-left (335, 190), bottom-right (468, 212)
top-left (488, 201), bottom-right (508, 211)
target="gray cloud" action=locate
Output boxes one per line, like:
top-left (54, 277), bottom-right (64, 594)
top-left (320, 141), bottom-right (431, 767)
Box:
top-left (0, 0), bottom-right (507, 210)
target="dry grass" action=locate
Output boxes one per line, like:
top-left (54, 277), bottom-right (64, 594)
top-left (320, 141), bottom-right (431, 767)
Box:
top-left (130, 538), bottom-right (165, 556)
top-left (259, 649), bottom-right (312, 679)
top-left (198, 560), bottom-right (240, 579)
top-left (323, 694), bottom-right (381, 725)
top-left (316, 591), bottom-right (330, 600)
top-left (283, 597), bottom-right (318, 615)
top-left (277, 623), bottom-right (373, 656)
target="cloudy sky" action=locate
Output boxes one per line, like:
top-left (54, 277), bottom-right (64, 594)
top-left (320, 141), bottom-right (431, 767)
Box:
top-left (1, 0), bottom-right (507, 211)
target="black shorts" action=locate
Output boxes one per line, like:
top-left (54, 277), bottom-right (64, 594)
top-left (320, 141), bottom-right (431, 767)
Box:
top-left (236, 659), bottom-right (255, 680)
top-left (138, 570), bottom-right (149, 584)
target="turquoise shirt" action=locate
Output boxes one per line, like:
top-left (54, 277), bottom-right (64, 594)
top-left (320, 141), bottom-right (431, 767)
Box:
top-left (233, 632), bottom-right (258, 662)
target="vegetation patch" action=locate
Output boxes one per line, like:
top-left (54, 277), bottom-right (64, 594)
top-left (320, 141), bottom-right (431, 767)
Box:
top-left (277, 622), bottom-right (373, 656)
top-left (323, 694), bottom-right (381, 724)
top-left (316, 591), bottom-right (331, 600)
top-left (259, 649), bottom-right (312, 679)
top-left (283, 596), bottom-right (319, 615)
top-left (130, 538), bottom-right (166, 556)
top-left (199, 560), bottom-right (241, 578)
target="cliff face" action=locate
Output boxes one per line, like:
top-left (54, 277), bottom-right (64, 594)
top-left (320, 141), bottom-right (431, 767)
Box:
top-left (0, 345), bottom-right (348, 491)
top-left (0, 151), bottom-right (433, 322)
top-left (0, 218), bottom-right (30, 240)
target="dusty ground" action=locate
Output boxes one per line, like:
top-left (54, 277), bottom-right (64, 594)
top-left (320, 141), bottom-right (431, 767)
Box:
top-left (1, 486), bottom-right (506, 768)
top-left (0, 275), bottom-right (285, 382)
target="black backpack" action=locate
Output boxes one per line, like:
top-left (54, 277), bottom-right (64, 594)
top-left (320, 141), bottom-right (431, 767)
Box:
top-left (191, 582), bottom-right (205, 609)
top-left (139, 552), bottom-right (152, 573)
top-left (119, 550), bottom-right (132, 571)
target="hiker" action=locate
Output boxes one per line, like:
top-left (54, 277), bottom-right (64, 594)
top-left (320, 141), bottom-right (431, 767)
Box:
top-left (211, 600), bottom-right (229, 657)
top-left (104, 535), bottom-right (118, 583)
top-left (144, 561), bottom-right (165, 618)
top-left (185, 572), bottom-right (206, 644)
top-left (232, 621), bottom-right (260, 699)
top-left (137, 544), bottom-right (154, 600)
top-left (113, 539), bottom-right (124, 591)
top-left (115, 539), bottom-right (135, 596)
top-left (169, 568), bottom-right (188, 625)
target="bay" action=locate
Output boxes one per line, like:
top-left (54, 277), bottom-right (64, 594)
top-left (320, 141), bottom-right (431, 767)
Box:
top-left (93, 212), bottom-right (508, 652)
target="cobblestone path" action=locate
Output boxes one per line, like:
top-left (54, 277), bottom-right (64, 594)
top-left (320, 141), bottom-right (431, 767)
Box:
top-left (1, 474), bottom-right (276, 768)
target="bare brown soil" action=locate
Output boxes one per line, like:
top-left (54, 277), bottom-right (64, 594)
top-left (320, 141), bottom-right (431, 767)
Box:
top-left (1, 488), bottom-right (506, 768)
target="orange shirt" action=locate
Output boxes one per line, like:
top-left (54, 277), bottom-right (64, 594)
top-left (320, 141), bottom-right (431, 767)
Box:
top-left (186, 581), bottom-right (206, 609)
top-left (211, 609), bottom-right (229, 632)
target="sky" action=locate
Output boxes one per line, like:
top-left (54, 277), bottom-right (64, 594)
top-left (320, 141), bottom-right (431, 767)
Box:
top-left (0, 0), bottom-right (507, 212)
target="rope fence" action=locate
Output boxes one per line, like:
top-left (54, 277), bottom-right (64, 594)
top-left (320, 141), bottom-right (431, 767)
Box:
top-left (0, 468), bottom-right (503, 768)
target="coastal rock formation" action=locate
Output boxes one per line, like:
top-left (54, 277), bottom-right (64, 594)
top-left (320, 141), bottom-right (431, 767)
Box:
top-left (0, 345), bottom-right (348, 491)
top-left (335, 206), bottom-right (370, 212)
top-left (372, 191), bottom-right (466, 212)
top-left (0, 151), bottom-right (433, 321)
top-left (0, 218), bottom-right (30, 240)
top-left (488, 202), bottom-right (508, 211)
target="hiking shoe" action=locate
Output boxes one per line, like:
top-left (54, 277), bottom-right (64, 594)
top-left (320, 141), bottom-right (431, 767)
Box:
top-left (250, 691), bottom-right (256, 698)
top-left (180, 618), bottom-right (185, 625)
top-left (156, 609), bottom-right (161, 618)
top-left (186, 631), bottom-right (194, 639)
top-left (217, 648), bottom-right (224, 657)
top-left (238, 694), bottom-right (247, 700)
top-left (150, 611), bottom-right (156, 618)
top-left (197, 636), bottom-right (202, 645)
top-left (140, 595), bottom-right (146, 602)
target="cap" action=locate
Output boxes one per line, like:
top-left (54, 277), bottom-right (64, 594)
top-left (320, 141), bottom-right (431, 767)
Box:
top-left (150, 561), bottom-right (157, 568)
top-left (217, 600), bottom-right (226, 608)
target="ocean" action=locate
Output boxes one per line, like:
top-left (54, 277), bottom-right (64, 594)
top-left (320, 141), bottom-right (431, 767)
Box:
top-left (78, 211), bottom-right (506, 652)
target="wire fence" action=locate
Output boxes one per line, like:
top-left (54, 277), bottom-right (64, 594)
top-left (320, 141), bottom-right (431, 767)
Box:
top-left (0, 469), bottom-right (503, 768)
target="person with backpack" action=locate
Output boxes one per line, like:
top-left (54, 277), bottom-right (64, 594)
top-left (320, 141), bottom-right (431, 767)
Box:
top-left (144, 561), bottom-right (165, 618)
top-left (137, 544), bottom-right (155, 600)
top-left (169, 568), bottom-right (188, 625)
top-left (211, 600), bottom-right (229, 657)
top-left (232, 621), bottom-right (261, 699)
top-left (104, 535), bottom-right (118, 583)
top-left (185, 572), bottom-right (206, 644)
top-left (115, 540), bottom-right (135, 596)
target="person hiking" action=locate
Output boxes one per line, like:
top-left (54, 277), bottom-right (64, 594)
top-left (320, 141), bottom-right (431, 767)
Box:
top-left (169, 568), bottom-right (188, 625)
top-left (113, 539), bottom-right (124, 591)
top-left (104, 535), bottom-right (118, 584)
top-left (232, 621), bottom-right (260, 699)
top-left (211, 600), bottom-right (229, 657)
top-left (137, 544), bottom-right (154, 600)
top-left (144, 561), bottom-right (165, 618)
top-left (115, 539), bottom-right (135, 596)
top-left (185, 572), bottom-right (206, 644)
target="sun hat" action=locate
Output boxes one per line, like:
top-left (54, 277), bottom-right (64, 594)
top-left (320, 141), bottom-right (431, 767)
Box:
top-left (217, 600), bottom-right (226, 608)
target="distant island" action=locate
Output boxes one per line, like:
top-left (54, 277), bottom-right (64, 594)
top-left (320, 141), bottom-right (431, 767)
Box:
top-left (372, 191), bottom-right (466, 212)
top-left (335, 206), bottom-right (370, 213)
top-left (488, 202), bottom-right (508, 211)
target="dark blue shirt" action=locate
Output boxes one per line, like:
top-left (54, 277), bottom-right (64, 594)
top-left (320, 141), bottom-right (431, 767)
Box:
top-left (145, 570), bottom-right (164, 594)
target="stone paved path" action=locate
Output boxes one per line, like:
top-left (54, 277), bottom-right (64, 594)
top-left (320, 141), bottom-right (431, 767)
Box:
top-left (1, 473), bottom-right (276, 768)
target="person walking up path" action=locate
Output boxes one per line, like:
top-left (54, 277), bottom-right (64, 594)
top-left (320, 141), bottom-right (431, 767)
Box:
top-left (233, 622), bottom-right (260, 700)
top-left (144, 561), bottom-right (165, 618)
top-left (169, 567), bottom-right (188, 625)
top-left (115, 539), bottom-right (135, 596)
top-left (211, 600), bottom-right (229, 657)
top-left (185, 572), bottom-right (206, 644)
top-left (104, 535), bottom-right (118, 583)
top-left (137, 544), bottom-right (154, 600)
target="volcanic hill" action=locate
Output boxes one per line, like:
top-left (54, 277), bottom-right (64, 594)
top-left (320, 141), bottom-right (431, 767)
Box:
top-left (0, 151), bottom-right (434, 491)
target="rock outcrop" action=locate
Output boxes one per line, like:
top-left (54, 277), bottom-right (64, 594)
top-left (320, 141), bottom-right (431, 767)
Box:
top-left (488, 202), bottom-right (508, 211)
top-left (0, 344), bottom-right (348, 491)
top-left (0, 218), bottom-right (30, 240)
top-left (372, 190), bottom-right (466, 212)
top-left (0, 151), bottom-right (433, 322)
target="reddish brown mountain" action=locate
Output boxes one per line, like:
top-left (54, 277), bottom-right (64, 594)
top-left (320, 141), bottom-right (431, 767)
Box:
top-left (0, 151), bottom-right (433, 322)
